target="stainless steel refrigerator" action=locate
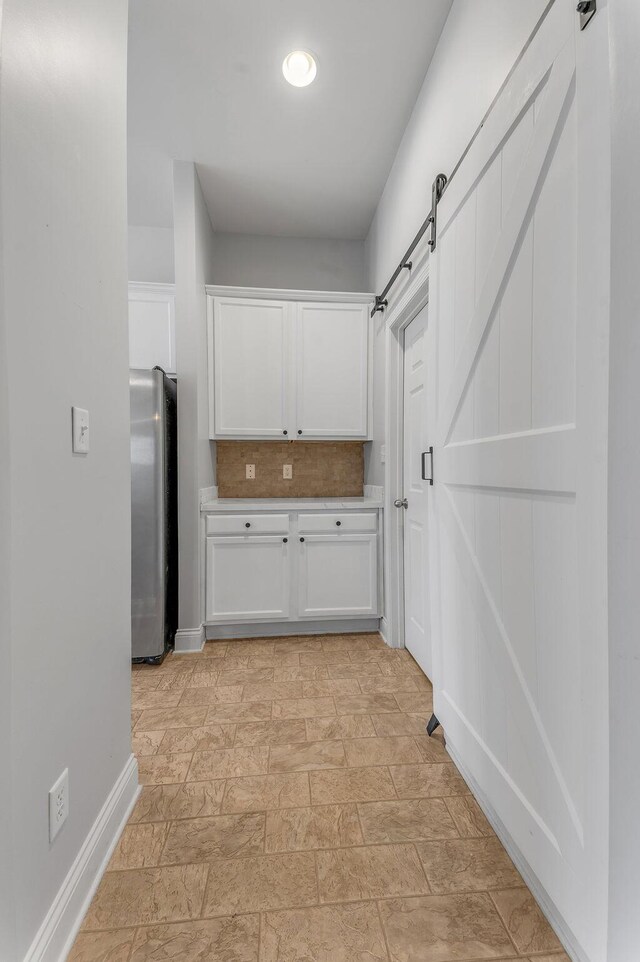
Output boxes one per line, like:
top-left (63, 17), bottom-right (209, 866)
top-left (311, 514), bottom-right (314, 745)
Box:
top-left (130, 368), bottom-right (178, 663)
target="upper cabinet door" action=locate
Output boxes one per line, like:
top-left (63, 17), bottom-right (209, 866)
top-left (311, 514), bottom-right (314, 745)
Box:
top-left (129, 284), bottom-right (176, 375)
top-left (212, 298), bottom-right (293, 438)
top-left (295, 302), bottom-right (370, 438)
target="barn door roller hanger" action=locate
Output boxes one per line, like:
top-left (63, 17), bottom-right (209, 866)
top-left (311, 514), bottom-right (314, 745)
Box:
top-left (576, 0), bottom-right (596, 30)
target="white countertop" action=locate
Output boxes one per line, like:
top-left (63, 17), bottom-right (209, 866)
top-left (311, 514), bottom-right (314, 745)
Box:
top-left (201, 496), bottom-right (383, 513)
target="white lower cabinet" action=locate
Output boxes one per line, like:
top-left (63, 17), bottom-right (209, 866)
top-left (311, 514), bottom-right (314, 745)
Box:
top-left (297, 534), bottom-right (378, 618)
top-left (203, 509), bottom-right (380, 625)
top-left (205, 536), bottom-right (290, 622)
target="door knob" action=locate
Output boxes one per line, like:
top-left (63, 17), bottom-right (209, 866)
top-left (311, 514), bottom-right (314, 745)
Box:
top-left (394, 498), bottom-right (409, 509)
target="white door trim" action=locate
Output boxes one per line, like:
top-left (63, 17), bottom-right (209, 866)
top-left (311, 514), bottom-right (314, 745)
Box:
top-left (382, 242), bottom-right (431, 649)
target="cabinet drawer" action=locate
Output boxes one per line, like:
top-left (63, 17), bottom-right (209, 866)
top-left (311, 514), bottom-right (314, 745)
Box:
top-left (205, 513), bottom-right (290, 536)
top-left (297, 512), bottom-right (378, 534)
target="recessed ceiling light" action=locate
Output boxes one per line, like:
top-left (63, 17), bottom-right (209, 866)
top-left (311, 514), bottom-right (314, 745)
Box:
top-left (282, 50), bottom-right (317, 88)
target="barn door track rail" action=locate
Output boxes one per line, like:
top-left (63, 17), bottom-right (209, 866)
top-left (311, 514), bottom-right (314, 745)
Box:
top-left (370, 0), bottom-right (596, 320)
top-left (371, 173), bottom-right (446, 317)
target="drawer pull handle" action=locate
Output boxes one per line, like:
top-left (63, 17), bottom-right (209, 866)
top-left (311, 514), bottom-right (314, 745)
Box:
top-left (297, 429), bottom-right (302, 435)
top-left (335, 520), bottom-right (342, 526)
top-left (245, 522), bottom-right (251, 528)
top-left (300, 537), bottom-right (305, 543)
top-left (283, 538), bottom-right (288, 543)
top-left (283, 429), bottom-right (288, 436)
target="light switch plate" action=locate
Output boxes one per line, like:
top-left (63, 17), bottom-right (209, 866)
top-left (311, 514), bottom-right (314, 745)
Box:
top-left (72, 407), bottom-right (89, 454)
top-left (380, 444), bottom-right (386, 464)
top-left (283, 464), bottom-right (293, 480)
top-left (245, 464), bottom-right (255, 479)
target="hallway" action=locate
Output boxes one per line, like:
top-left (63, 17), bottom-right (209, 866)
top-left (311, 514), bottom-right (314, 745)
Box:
top-left (70, 634), bottom-right (568, 961)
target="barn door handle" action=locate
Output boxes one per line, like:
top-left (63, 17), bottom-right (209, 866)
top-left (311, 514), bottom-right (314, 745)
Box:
top-left (421, 447), bottom-right (434, 486)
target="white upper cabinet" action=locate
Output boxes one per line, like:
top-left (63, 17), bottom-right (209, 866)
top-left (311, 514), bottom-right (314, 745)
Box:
top-left (295, 302), bottom-right (369, 438)
top-left (212, 297), bottom-right (292, 438)
top-left (128, 282), bottom-right (176, 375)
top-left (208, 289), bottom-right (372, 440)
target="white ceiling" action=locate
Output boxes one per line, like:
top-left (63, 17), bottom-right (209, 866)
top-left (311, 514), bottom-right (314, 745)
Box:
top-left (127, 0), bottom-right (452, 239)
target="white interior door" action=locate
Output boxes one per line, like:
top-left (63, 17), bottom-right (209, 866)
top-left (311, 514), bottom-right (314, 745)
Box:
top-left (402, 306), bottom-right (432, 678)
top-left (430, 3), bottom-right (609, 959)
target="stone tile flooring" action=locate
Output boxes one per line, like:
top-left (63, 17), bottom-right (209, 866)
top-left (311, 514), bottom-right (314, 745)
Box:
top-left (69, 633), bottom-right (570, 962)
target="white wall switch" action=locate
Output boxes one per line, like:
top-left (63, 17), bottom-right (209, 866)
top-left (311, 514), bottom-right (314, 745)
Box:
top-left (72, 407), bottom-right (89, 454)
top-left (245, 464), bottom-right (255, 479)
top-left (283, 464), bottom-right (293, 480)
top-left (49, 768), bottom-right (69, 842)
top-left (380, 444), bottom-right (386, 464)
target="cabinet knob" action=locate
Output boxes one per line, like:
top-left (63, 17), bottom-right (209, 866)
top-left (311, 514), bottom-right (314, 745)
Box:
top-left (283, 429), bottom-right (288, 436)
top-left (300, 537), bottom-right (305, 543)
top-left (297, 430), bottom-right (302, 435)
top-left (283, 537), bottom-right (288, 543)
top-left (245, 522), bottom-right (251, 528)
top-left (335, 520), bottom-right (341, 526)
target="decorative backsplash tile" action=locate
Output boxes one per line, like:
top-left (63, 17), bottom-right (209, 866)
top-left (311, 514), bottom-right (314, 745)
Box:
top-left (216, 441), bottom-right (364, 498)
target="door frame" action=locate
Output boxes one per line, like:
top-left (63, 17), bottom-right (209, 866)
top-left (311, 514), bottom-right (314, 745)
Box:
top-left (382, 241), bottom-right (431, 649)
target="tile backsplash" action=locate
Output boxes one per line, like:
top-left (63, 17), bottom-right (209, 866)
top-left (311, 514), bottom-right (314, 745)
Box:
top-left (216, 441), bottom-right (364, 498)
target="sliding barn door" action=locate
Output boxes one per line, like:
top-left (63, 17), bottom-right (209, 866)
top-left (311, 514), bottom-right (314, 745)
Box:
top-left (430, 2), bottom-right (610, 958)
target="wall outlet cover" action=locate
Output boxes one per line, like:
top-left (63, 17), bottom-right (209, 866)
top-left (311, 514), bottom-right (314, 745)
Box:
top-left (245, 464), bottom-right (255, 479)
top-left (49, 768), bottom-right (69, 843)
top-left (283, 464), bottom-right (293, 480)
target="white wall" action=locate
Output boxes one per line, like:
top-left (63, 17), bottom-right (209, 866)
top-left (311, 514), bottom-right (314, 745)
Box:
top-left (607, 0), bottom-right (640, 957)
top-left (363, 0), bottom-right (547, 485)
top-left (173, 162), bottom-right (217, 634)
top-left (0, 102), bottom-right (16, 960)
top-left (128, 224), bottom-right (175, 283)
top-left (211, 232), bottom-right (367, 293)
top-left (0, 0), bottom-right (132, 958)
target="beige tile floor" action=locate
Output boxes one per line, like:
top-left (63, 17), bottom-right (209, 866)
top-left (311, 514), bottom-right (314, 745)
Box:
top-left (69, 633), bottom-right (571, 962)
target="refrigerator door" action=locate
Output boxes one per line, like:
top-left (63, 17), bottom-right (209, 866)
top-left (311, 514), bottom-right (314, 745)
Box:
top-left (130, 369), bottom-right (166, 659)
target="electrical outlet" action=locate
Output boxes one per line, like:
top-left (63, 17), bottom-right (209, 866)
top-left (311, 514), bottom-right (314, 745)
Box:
top-left (283, 464), bottom-right (293, 480)
top-left (49, 768), bottom-right (69, 842)
top-left (245, 464), bottom-right (255, 480)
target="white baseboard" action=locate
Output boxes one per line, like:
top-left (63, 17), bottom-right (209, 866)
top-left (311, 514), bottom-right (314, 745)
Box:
top-left (174, 624), bottom-right (205, 653)
top-left (446, 741), bottom-right (583, 962)
top-left (23, 754), bottom-right (140, 962)
top-left (378, 616), bottom-right (397, 648)
top-left (206, 618), bottom-right (380, 640)
top-left (199, 485), bottom-right (218, 506)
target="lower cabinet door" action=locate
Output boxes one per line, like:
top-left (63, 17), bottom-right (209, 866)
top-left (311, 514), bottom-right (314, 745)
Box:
top-left (297, 534), bottom-right (378, 618)
top-left (206, 536), bottom-right (290, 622)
